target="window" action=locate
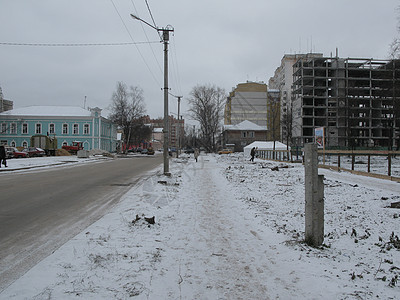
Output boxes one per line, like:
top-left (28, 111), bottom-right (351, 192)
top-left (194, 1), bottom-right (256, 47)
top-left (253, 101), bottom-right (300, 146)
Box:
top-left (84, 124), bottom-right (90, 134)
top-left (22, 123), bottom-right (28, 134)
top-left (10, 141), bottom-right (16, 147)
top-left (35, 123), bottom-right (42, 134)
top-left (49, 123), bottom-right (55, 134)
top-left (22, 141), bottom-right (28, 148)
top-left (241, 131), bottom-right (254, 138)
top-left (10, 123), bottom-right (16, 134)
top-left (1, 123), bottom-right (6, 134)
top-left (62, 141), bottom-right (68, 147)
top-left (63, 124), bottom-right (68, 134)
top-left (73, 124), bottom-right (79, 135)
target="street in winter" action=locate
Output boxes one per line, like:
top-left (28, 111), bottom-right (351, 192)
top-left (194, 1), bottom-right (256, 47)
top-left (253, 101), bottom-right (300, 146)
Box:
top-left (0, 153), bottom-right (399, 299)
top-left (1, 1), bottom-right (400, 299)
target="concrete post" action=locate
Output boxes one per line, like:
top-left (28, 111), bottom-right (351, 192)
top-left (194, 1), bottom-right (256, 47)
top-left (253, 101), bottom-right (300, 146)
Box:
top-left (304, 143), bottom-right (324, 247)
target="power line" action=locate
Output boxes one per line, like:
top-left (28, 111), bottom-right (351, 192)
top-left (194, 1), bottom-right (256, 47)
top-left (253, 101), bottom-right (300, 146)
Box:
top-left (144, 0), bottom-right (161, 40)
top-left (0, 41), bottom-right (159, 47)
top-left (170, 35), bottom-right (183, 97)
top-left (110, 0), bottom-right (161, 86)
top-left (129, 0), bottom-right (162, 74)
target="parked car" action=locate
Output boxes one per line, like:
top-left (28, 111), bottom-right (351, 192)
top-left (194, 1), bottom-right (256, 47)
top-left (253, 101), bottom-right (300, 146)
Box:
top-left (6, 146), bottom-right (29, 158)
top-left (218, 149), bottom-right (233, 155)
top-left (23, 147), bottom-right (46, 157)
top-left (141, 149), bottom-right (148, 154)
top-left (12, 147), bottom-right (29, 158)
top-left (184, 148), bottom-right (195, 154)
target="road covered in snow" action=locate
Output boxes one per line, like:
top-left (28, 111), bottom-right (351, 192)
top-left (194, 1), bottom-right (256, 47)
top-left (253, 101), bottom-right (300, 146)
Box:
top-left (1, 153), bottom-right (399, 299)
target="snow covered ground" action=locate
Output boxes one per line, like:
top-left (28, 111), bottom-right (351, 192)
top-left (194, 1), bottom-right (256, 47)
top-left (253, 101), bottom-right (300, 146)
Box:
top-left (1, 153), bottom-right (399, 299)
top-left (0, 155), bottom-right (108, 173)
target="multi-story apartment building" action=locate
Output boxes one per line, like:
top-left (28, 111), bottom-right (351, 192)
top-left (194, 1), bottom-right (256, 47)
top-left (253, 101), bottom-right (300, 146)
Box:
top-left (224, 81), bottom-right (282, 146)
top-left (291, 56), bottom-right (400, 148)
top-left (145, 115), bottom-right (184, 149)
top-left (224, 82), bottom-right (268, 127)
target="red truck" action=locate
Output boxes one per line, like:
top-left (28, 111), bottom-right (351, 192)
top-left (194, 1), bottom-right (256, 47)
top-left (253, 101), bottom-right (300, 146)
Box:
top-left (62, 141), bottom-right (83, 154)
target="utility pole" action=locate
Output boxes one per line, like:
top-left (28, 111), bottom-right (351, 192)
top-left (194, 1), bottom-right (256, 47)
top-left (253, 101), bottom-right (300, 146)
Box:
top-left (130, 14), bottom-right (174, 175)
top-left (169, 94), bottom-right (183, 157)
top-left (177, 96), bottom-right (181, 158)
top-left (162, 29), bottom-right (171, 174)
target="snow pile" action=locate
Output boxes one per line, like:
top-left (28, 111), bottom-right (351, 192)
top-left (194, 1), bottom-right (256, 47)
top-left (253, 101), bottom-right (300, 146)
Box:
top-left (1, 153), bottom-right (399, 299)
top-left (0, 155), bottom-right (109, 173)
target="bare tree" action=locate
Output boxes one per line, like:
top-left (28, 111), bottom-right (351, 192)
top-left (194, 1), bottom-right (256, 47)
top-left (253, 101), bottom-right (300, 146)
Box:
top-left (188, 84), bottom-right (226, 152)
top-left (108, 81), bottom-right (146, 151)
top-left (389, 6), bottom-right (400, 58)
top-left (267, 93), bottom-right (281, 158)
top-left (281, 101), bottom-right (293, 149)
top-left (129, 116), bottom-right (152, 146)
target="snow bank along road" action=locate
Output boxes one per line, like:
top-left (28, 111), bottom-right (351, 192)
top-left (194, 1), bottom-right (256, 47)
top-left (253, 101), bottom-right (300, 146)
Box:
top-left (1, 153), bottom-right (399, 299)
top-left (0, 155), bottom-right (162, 292)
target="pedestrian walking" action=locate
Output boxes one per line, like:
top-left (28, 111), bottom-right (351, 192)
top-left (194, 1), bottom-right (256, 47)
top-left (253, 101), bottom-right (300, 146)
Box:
top-left (194, 148), bottom-right (199, 162)
top-left (0, 145), bottom-right (7, 168)
top-left (250, 147), bottom-right (256, 162)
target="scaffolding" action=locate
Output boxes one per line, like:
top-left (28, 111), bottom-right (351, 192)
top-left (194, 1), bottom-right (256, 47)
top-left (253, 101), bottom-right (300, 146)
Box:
top-left (292, 57), bottom-right (400, 149)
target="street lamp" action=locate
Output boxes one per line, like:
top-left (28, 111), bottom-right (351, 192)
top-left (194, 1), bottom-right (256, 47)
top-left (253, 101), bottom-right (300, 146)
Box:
top-left (130, 14), bottom-right (174, 175)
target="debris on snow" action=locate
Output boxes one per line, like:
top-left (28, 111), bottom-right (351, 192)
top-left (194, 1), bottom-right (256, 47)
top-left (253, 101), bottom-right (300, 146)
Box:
top-left (391, 201), bottom-right (400, 208)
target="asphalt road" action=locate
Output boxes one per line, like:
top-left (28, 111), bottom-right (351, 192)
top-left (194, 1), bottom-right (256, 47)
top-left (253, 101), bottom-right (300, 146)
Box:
top-left (0, 155), bottom-right (162, 292)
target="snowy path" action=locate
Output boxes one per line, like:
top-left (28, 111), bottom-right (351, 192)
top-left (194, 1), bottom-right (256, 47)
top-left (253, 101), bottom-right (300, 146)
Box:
top-left (146, 155), bottom-right (317, 299)
top-left (154, 155), bottom-right (272, 299)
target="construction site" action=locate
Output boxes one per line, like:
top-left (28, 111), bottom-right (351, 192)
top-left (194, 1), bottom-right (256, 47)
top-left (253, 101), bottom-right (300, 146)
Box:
top-left (292, 57), bottom-right (400, 149)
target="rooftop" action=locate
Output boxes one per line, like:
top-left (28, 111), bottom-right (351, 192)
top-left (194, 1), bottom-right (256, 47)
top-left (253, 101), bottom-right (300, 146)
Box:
top-left (0, 106), bottom-right (95, 117)
top-left (224, 120), bottom-right (267, 131)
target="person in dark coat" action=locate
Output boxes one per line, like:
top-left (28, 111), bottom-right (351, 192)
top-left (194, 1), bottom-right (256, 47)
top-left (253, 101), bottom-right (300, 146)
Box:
top-left (194, 148), bottom-right (199, 162)
top-left (0, 145), bottom-right (7, 168)
top-left (250, 147), bottom-right (256, 162)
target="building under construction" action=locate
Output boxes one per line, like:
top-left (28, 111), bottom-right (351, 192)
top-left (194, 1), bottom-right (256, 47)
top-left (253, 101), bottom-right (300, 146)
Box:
top-left (292, 57), bottom-right (400, 149)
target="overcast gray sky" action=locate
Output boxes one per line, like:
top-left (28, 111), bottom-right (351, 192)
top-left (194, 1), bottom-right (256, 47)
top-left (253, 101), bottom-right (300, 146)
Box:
top-left (0, 0), bottom-right (398, 122)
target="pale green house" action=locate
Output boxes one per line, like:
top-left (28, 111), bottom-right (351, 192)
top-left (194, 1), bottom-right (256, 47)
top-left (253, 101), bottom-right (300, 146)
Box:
top-left (0, 106), bottom-right (117, 152)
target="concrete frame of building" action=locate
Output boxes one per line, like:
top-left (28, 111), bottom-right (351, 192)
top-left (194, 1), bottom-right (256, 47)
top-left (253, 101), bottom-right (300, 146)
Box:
top-left (269, 53), bottom-right (324, 145)
top-left (292, 57), bottom-right (400, 149)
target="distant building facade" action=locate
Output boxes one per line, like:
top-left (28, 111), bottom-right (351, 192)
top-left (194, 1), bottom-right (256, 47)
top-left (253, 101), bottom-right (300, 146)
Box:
top-left (222, 120), bottom-right (268, 152)
top-left (0, 106), bottom-right (118, 151)
top-left (0, 87), bottom-right (13, 113)
top-left (225, 82), bottom-right (268, 127)
top-left (146, 115), bottom-right (184, 149)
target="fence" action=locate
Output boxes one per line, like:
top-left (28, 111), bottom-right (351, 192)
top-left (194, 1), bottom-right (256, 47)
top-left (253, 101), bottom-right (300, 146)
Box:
top-left (256, 148), bottom-right (400, 182)
top-left (317, 150), bottom-right (400, 182)
top-left (256, 149), bottom-right (293, 162)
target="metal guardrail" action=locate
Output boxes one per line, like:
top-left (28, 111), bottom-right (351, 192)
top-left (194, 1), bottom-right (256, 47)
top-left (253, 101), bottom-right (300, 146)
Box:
top-left (256, 148), bottom-right (400, 182)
